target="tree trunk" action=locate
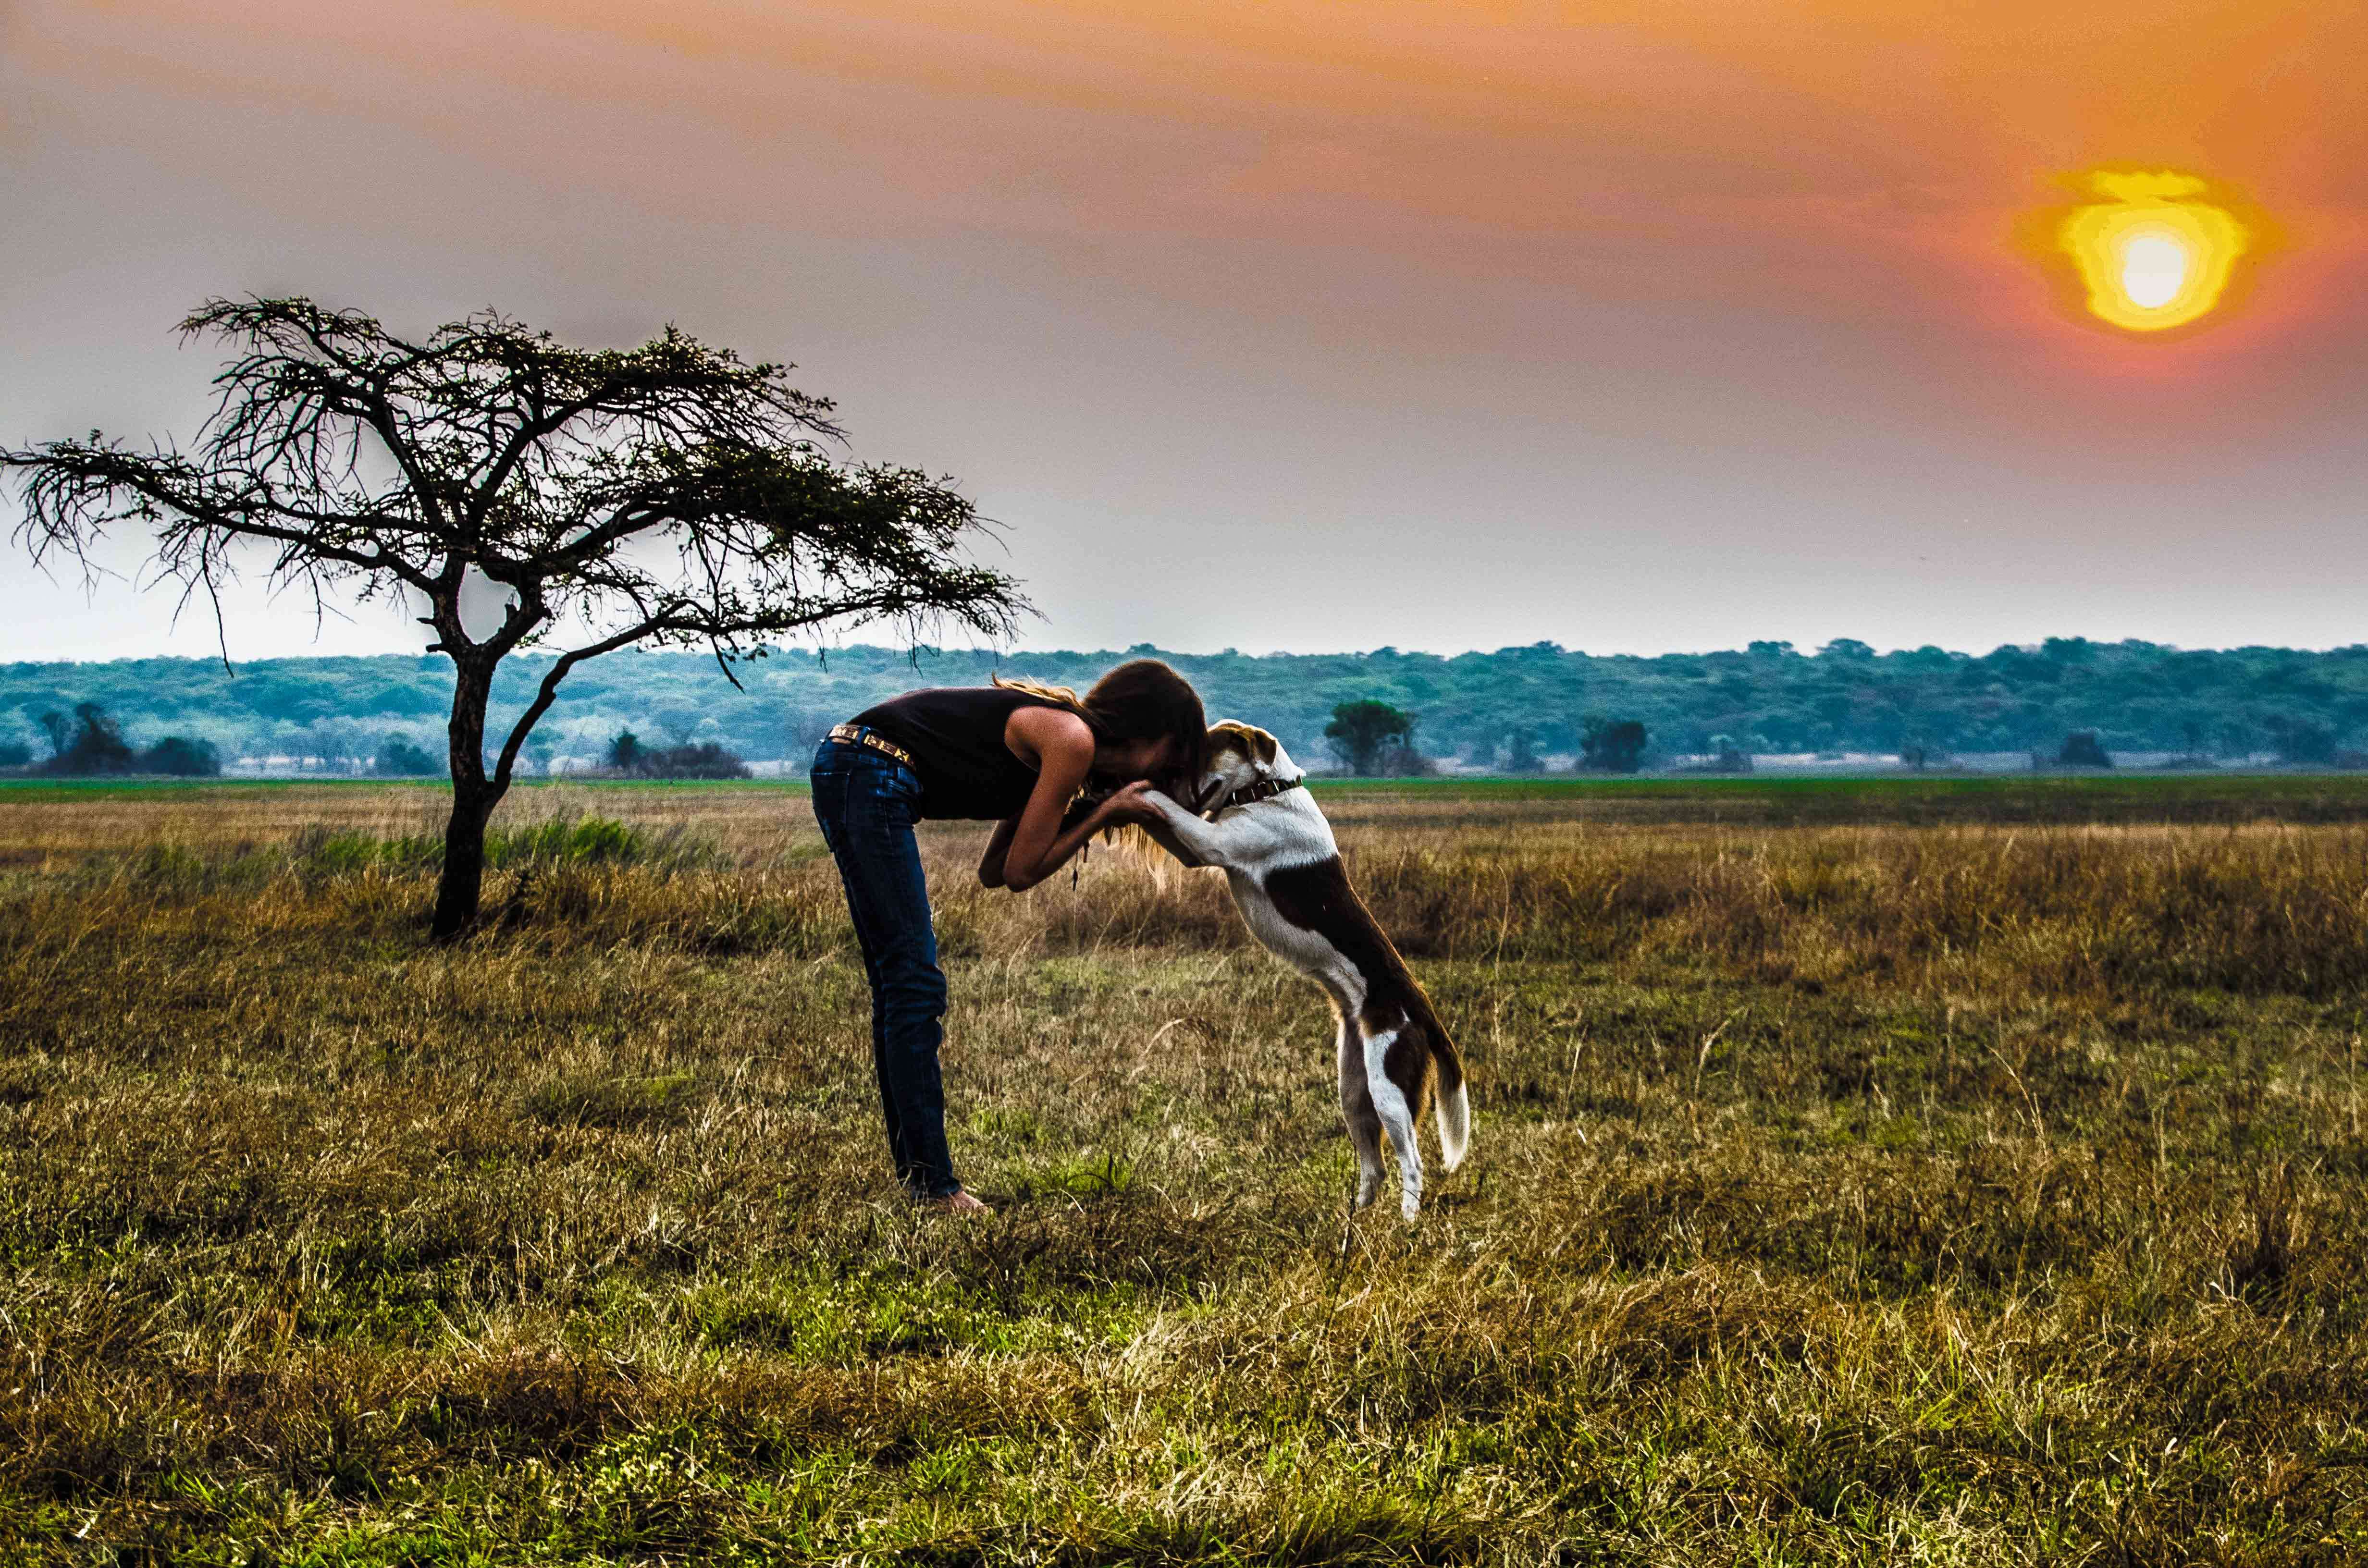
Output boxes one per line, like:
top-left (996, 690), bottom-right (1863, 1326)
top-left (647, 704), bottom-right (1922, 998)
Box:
top-left (430, 784), bottom-right (496, 940)
top-left (430, 658), bottom-right (502, 941)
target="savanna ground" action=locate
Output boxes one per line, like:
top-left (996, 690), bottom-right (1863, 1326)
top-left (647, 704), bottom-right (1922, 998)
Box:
top-left (2, 775), bottom-right (2366, 1565)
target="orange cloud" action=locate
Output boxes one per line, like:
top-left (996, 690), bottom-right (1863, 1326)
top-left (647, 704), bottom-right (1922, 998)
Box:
top-left (35, 0), bottom-right (2368, 345)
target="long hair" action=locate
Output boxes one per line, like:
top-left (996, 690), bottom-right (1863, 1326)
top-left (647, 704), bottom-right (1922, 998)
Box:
top-left (994, 659), bottom-right (1206, 786)
top-left (989, 672), bottom-right (1089, 713)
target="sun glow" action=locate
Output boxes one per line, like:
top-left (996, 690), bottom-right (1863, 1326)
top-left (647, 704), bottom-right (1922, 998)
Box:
top-left (2052, 171), bottom-right (2250, 333)
top-left (2118, 231), bottom-right (2188, 309)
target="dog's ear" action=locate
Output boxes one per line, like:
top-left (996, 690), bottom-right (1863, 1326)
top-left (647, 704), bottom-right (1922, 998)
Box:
top-left (1208, 721), bottom-right (1271, 778)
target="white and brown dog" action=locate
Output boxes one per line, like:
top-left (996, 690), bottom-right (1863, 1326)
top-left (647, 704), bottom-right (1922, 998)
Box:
top-left (1140, 722), bottom-right (1469, 1219)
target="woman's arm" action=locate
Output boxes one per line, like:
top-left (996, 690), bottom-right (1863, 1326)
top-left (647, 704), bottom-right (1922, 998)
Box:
top-left (992, 707), bottom-right (1161, 892)
top-left (984, 789), bottom-right (1112, 886)
top-left (976, 813), bottom-right (1020, 888)
top-left (1000, 780), bottom-right (1161, 892)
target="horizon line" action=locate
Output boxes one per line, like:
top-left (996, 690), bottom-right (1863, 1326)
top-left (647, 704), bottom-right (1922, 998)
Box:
top-left (9, 634), bottom-right (2368, 671)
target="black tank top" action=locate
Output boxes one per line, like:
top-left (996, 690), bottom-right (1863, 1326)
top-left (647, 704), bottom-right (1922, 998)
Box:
top-left (847, 686), bottom-right (1078, 821)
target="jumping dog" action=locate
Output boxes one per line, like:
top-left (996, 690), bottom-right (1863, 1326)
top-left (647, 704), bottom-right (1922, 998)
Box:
top-left (1139, 722), bottom-right (1469, 1219)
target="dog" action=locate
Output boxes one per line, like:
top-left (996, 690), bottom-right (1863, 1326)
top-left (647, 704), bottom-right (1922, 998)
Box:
top-left (1137, 722), bottom-right (1468, 1219)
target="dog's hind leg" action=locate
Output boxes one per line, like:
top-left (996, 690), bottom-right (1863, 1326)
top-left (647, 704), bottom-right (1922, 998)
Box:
top-left (1338, 1015), bottom-right (1385, 1210)
top-left (1362, 1020), bottom-right (1426, 1220)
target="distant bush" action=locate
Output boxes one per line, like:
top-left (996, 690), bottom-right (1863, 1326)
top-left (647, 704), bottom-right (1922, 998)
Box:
top-left (1376, 741), bottom-right (1437, 777)
top-left (2056, 731), bottom-right (2114, 769)
top-left (603, 732), bottom-right (750, 779)
top-left (24, 704), bottom-right (219, 775)
top-left (374, 736), bottom-right (444, 777)
top-left (139, 736), bottom-right (220, 776)
top-left (2269, 718), bottom-right (2339, 767)
top-left (1579, 715), bottom-right (1649, 773)
top-left (645, 741), bottom-right (751, 779)
top-left (40, 702), bottom-right (136, 775)
top-left (1677, 736), bottom-right (1753, 774)
top-left (1501, 727), bottom-right (1543, 774)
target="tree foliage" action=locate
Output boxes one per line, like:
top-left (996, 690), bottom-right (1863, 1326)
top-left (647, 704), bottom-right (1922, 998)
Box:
top-left (2267, 718), bottom-right (2338, 767)
top-left (1324, 699), bottom-right (1415, 775)
top-left (1580, 714), bottom-right (1650, 773)
top-left (2056, 731), bottom-right (2114, 769)
top-left (604, 733), bottom-right (749, 778)
top-left (374, 736), bottom-right (443, 777)
top-left (15, 637), bottom-right (2368, 779)
top-left (140, 735), bottom-right (222, 776)
top-left (11, 701), bottom-right (218, 776)
top-left (49, 702), bottom-right (136, 774)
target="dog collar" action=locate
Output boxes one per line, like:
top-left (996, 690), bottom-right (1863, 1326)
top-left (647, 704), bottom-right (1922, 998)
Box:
top-left (1215, 776), bottom-right (1304, 811)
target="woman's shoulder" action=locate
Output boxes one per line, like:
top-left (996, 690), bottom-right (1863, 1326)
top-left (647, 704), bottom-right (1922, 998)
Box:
top-left (1002, 699), bottom-right (1093, 760)
top-left (1003, 699), bottom-right (1092, 737)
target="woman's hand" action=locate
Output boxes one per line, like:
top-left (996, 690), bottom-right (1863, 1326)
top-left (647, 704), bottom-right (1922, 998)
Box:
top-left (1091, 779), bottom-right (1163, 826)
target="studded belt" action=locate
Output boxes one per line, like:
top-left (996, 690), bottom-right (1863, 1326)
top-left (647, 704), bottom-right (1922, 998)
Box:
top-left (826, 723), bottom-right (914, 768)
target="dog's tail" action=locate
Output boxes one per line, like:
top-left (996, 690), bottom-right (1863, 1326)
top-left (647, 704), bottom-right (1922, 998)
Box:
top-left (1430, 1022), bottom-right (1469, 1172)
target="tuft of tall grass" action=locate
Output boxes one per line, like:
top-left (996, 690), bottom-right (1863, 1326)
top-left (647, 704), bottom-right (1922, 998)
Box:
top-left (291, 811), bottom-right (723, 877)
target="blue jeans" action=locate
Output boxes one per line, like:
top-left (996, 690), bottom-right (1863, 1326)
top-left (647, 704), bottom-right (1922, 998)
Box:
top-left (810, 735), bottom-right (960, 1198)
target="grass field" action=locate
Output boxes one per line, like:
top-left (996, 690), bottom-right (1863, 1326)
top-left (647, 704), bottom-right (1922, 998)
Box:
top-left (18, 767), bottom-right (2368, 822)
top-left (2, 779), bottom-right (2365, 1563)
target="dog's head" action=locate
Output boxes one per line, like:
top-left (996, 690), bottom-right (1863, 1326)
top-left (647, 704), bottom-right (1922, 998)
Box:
top-left (1186, 721), bottom-right (1302, 812)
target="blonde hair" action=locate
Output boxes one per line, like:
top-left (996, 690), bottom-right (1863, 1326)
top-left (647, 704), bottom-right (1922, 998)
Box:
top-left (990, 672), bottom-right (1089, 713)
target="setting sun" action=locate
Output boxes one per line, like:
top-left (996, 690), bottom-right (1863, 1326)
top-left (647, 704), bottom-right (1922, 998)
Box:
top-left (2054, 171), bottom-right (2251, 333)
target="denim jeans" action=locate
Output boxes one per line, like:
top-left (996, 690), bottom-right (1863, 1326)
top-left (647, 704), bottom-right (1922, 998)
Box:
top-left (810, 734), bottom-right (960, 1198)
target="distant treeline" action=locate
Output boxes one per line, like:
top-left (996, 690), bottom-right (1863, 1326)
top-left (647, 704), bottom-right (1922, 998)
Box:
top-left (5, 637), bottom-right (2367, 774)
top-left (0, 700), bottom-right (222, 777)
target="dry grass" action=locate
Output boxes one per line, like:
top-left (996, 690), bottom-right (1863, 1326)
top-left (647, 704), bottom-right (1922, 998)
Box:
top-left (1, 782), bottom-right (2364, 1564)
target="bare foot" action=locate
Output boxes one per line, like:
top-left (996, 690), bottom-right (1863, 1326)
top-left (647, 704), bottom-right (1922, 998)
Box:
top-left (923, 1188), bottom-right (992, 1214)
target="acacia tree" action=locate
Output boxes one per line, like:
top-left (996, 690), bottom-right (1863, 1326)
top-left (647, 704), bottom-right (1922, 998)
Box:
top-left (5, 297), bottom-right (1025, 937)
top-left (1324, 698), bottom-right (1414, 776)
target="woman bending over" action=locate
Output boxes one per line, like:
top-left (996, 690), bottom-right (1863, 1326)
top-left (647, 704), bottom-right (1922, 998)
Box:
top-left (810, 660), bottom-right (1206, 1211)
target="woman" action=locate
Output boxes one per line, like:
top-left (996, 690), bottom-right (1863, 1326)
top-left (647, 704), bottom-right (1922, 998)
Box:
top-left (810, 660), bottom-right (1207, 1212)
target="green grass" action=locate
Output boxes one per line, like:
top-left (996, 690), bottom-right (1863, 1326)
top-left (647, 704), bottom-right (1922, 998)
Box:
top-left (0, 776), bottom-right (455, 801)
top-left (1306, 769), bottom-right (2368, 820)
top-left (18, 768), bottom-right (2368, 823)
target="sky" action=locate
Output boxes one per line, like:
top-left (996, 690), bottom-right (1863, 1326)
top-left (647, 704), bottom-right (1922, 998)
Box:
top-left (3, 0), bottom-right (2366, 662)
